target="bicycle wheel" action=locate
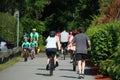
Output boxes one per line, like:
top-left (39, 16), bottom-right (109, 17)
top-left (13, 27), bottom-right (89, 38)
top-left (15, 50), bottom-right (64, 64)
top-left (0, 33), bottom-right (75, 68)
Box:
top-left (73, 55), bottom-right (76, 71)
top-left (49, 58), bottom-right (54, 76)
top-left (63, 49), bottom-right (66, 60)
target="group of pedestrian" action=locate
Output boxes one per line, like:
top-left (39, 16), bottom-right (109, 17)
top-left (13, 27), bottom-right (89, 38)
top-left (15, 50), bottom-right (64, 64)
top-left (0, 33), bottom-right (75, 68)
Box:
top-left (45, 26), bottom-right (91, 79)
top-left (21, 28), bottom-right (39, 62)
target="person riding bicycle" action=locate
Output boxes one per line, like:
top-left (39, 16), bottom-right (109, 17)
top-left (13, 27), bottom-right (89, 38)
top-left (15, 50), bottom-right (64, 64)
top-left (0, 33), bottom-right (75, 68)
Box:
top-left (60, 28), bottom-right (69, 58)
top-left (30, 39), bottom-right (37, 59)
top-left (45, 31), bottom-right (60, 70)
top-left (30, 28), bottom-right (39, 54)
top-left (67, 30), bottom-right (78, 63)
top-left (21, 38), bottom-right (30, 62)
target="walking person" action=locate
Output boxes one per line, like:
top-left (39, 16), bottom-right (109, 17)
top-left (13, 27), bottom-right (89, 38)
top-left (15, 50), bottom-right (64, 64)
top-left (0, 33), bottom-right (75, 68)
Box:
top-left (72, 27), bottom-right (91, 79)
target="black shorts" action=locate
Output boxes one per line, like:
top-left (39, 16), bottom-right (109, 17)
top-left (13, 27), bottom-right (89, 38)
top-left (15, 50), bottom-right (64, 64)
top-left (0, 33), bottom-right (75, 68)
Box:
top-left (61, 42), bottom-right (68, 48)
top-left (75, 53), bottom-right (87, 61)
top-left (46, 48), bottom-right (57, 58)
top-left (23, 48), bottom-right (30, 53)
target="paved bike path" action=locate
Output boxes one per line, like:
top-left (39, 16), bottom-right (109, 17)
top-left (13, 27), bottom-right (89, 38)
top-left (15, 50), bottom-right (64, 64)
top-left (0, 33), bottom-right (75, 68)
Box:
top-left (0, 52), bottom-right (96, 80)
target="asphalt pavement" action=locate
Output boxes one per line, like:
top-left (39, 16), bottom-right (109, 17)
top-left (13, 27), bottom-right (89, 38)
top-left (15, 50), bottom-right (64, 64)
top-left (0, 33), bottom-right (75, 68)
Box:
top-left (0, 51), bottom-right (96, 80)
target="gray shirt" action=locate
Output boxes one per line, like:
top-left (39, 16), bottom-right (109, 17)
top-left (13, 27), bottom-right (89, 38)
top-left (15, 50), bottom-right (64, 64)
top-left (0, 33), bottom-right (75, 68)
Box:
top-left (72, 33), bottom-right (89, 54)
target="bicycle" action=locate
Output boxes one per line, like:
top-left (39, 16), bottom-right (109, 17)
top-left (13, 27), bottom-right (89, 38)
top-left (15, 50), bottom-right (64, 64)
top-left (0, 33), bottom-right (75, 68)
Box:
top-left (73, 53), bottom-right (77, 71)
top-left (23, 48), bottom-right (29, 62)
top-left (62, 47), bottom-right (68, 60)
top-left (30, 48), bottom-right (35, 59)
top-left (49, 53), bottom-right (55, 76)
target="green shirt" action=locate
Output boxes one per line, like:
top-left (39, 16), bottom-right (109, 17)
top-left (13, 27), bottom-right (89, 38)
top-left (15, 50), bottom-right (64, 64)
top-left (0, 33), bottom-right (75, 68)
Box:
top-left (30, 41), bottom-right (37, 48)
top-left (22, 42), bottom-right (30, 49)
top-left (30, 32), bottom-right (39, 41)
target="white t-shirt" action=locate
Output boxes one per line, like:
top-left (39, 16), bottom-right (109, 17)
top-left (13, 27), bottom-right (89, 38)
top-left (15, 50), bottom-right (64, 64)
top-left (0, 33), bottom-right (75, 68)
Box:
top-left (46, 36), bottom-right (58, 48)
top-left (60, 31), bottom-right (69, 42)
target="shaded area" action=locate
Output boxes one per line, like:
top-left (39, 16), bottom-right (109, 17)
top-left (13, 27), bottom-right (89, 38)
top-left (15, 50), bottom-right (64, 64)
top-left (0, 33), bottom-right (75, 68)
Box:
top-left (35, 73), bottom-right (50, 76)
top-left (58, 68), bottom-right (73, 72)
top-left (85, 59), bottom-right (99, 75)
top-left (60, 75), bottom-right (76, 79)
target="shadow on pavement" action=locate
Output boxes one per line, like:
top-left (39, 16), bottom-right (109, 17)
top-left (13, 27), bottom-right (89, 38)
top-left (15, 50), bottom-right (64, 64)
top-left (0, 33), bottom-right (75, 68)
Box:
top-left (35, 73), bottom-right (50, 76)
top-left (37, 68), bottom-right (46, 70)
top-left (58, 68), bottom-right (73, 71)
top-left (60, 75), bottom-right (76, 79)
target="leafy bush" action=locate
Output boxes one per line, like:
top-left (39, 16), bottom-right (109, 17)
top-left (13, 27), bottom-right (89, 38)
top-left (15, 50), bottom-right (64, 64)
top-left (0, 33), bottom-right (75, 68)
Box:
top-left (100, 48), bottom-right (120, 80)
top-left (86, 21), bottom-right (120, 79)
top-left (0, 12), bottom-right (17, 43)
top-left (86, 21), bottom-right (120, 66)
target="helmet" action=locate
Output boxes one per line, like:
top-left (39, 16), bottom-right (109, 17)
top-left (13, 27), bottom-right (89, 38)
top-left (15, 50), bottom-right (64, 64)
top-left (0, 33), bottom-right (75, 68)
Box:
top-left (32, 28), bottom-right (36, 31)
top-left (49, 31), bottom-right (56, 37)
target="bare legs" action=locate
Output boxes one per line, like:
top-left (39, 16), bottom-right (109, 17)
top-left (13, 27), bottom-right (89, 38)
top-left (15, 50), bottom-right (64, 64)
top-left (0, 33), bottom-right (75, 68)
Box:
top-left (78, 60), bottom-right (86, 75)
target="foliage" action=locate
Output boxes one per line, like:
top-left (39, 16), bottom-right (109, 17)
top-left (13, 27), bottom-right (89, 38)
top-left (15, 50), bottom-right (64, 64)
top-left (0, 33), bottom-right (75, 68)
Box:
top-left (99, 0), bottom-right (115, 15)
top-left (86, 21), bottom-right (120, 66)
top-left (43, 0), bottom-right (100, 32)
top-left (100, 48), bottom-right (120, 80)
top-left (86, 21), bottom-right (120, 79)
top-left (0, 12), bottom-right (17, 43)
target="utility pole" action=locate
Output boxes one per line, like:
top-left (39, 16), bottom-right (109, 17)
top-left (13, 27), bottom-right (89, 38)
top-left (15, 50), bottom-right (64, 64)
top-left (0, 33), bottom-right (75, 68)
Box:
top-left (14, 9), bottom-right (19, 47)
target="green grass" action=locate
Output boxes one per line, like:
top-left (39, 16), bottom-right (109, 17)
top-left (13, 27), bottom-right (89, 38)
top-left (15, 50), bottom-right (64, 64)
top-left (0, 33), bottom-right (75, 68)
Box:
top-left (0, 57), bottom-right (22, 71)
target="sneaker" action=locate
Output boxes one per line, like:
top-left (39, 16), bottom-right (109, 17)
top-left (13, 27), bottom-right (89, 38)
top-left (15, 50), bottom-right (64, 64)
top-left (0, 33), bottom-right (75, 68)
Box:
top-left (77, 74), bottom-right (84, 79)
top-left (77, 73), bottom-right (85, 79)
top-left (70, 60), bottom-right (73, 63)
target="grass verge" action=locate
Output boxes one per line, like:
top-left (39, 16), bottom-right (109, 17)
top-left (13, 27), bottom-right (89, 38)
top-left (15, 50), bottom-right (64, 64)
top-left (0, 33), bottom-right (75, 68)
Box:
top-left (0, 57), bottom-right (22, 71)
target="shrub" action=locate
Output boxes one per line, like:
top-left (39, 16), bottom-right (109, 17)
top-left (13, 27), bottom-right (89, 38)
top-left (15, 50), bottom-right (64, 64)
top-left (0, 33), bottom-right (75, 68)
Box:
top-left (86, 21), bottom-right (120, 79)
top-left (0, 12), bottom-right (17, 43)
top-left (86, 21), bottom-right (120, 66)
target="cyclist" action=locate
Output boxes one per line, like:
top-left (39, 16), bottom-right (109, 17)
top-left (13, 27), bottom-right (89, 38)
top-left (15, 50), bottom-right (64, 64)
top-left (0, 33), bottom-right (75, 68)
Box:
top-left (30, 39), bottom-right (37, 59)
top-left (23, 31), bottom-right (29, 40)
top-left (60, 28), bottom-right (69, 58)
top-left (45, 31), bottom-right (60, 70)
top-left (21, 38), bottom-right (30, 62)
top-left (30, 28), bottom-right (39, 54)
top-left (67, 30), bottom-right (78, 63)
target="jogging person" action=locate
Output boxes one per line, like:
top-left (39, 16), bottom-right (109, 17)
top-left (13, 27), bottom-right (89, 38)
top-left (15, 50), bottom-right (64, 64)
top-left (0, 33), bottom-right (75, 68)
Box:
top-left (72, 27), bottom-right (91, 79)
top-left (30, 28), bottom-right (39, 54)
top-left (60, 28), bottom-right (69, 58)
top-left (45, 31), bottom-right (60, 70)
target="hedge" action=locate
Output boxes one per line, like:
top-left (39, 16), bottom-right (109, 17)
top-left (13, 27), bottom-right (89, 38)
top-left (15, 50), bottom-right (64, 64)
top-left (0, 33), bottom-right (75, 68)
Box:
top-left (86, 21), bottom-right (120, 79)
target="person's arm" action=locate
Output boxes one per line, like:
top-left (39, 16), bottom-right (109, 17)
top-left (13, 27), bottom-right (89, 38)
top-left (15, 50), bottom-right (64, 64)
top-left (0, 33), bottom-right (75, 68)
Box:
top-left (21, 43), bottom-right (24, 48)
top-left (36, 32), bottom-right (39, 42)
top-left (87, 40), bottom-right (91, 51)
top-left (57, 41), bottom-right (61, 50)
top-left (30, 33), bottom-right (33, 41)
